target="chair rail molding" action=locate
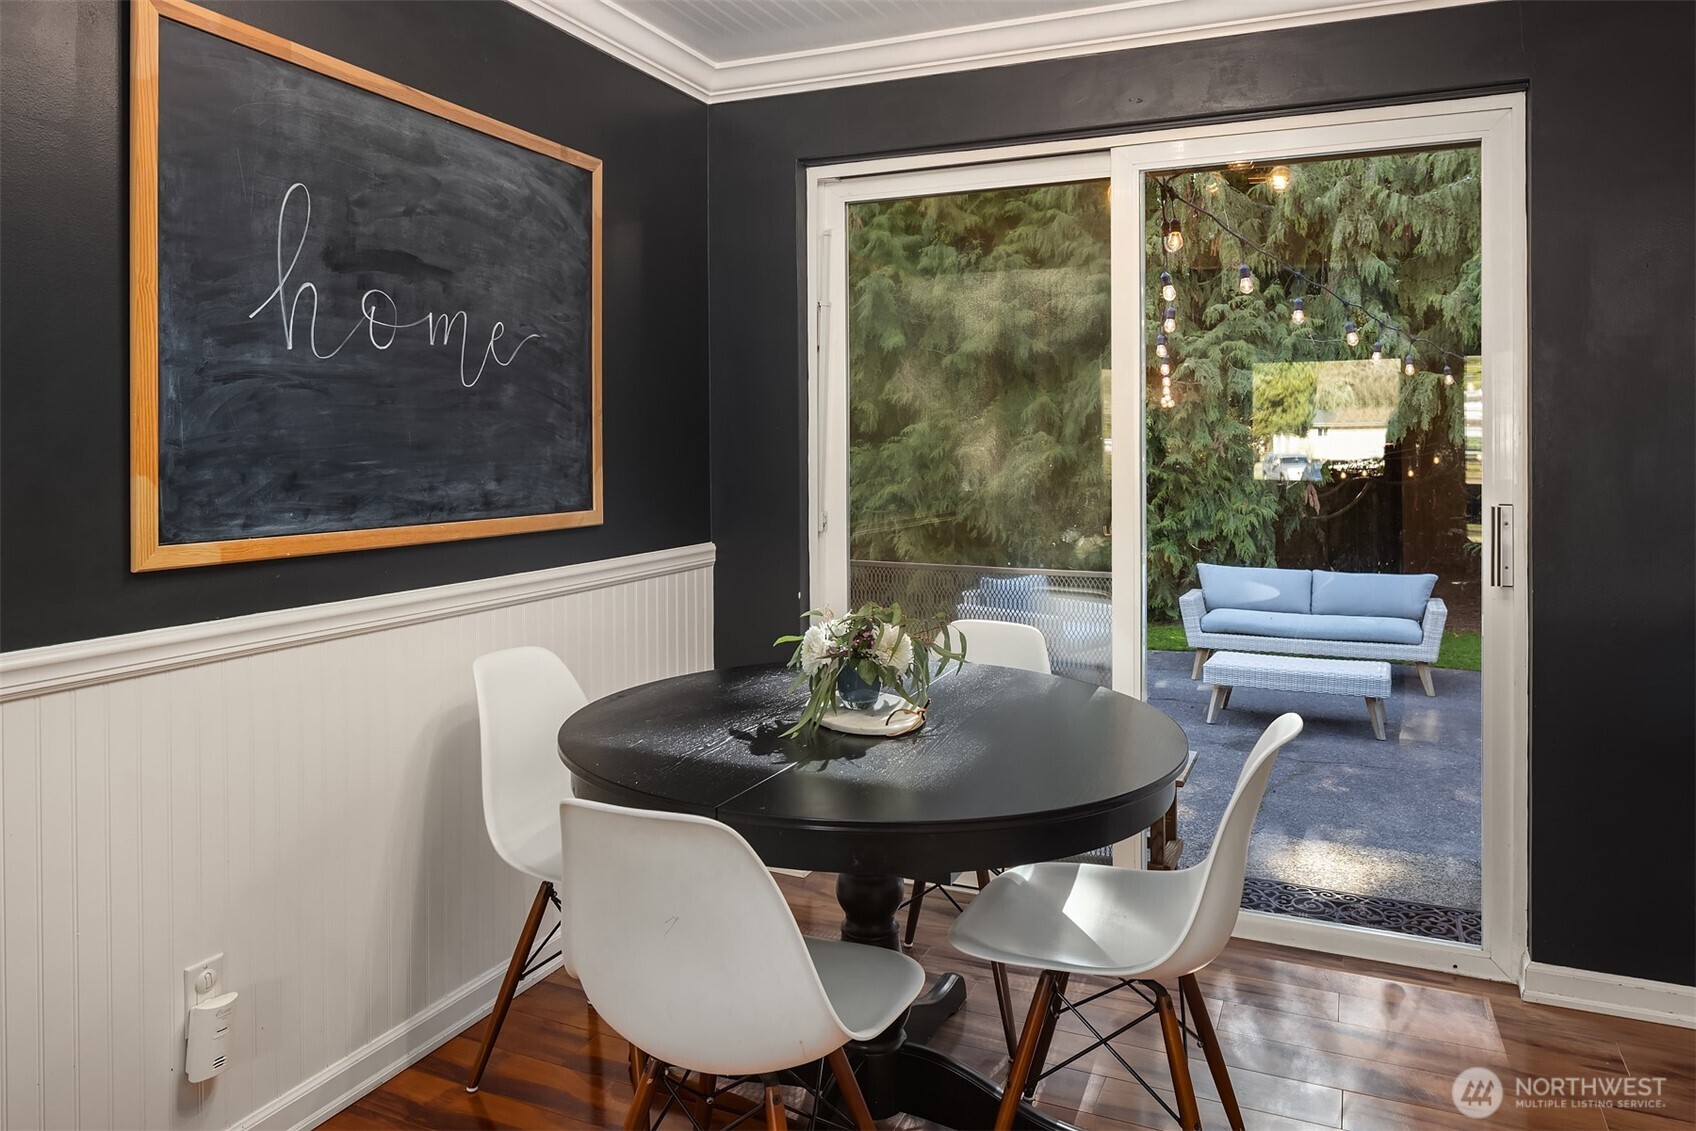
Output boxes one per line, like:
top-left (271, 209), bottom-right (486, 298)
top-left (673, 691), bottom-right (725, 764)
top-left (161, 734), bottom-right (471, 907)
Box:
top-left (0, 544), bottom-right (713, 1131)
top-left (0, 542), bottom-right (716, 701)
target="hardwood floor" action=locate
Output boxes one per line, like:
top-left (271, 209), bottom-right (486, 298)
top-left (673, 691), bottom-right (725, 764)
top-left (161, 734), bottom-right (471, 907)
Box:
top-left (323, 873), bottom-right (1696, 1131)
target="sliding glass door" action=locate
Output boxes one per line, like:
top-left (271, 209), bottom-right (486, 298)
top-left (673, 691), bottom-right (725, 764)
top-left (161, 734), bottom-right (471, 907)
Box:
top-left (810, 95), bottom-right (1526, 977)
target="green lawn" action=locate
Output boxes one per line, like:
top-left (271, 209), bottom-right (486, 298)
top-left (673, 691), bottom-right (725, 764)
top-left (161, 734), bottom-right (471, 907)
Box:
top-left (1146, 622), bottom-right (1481, 672)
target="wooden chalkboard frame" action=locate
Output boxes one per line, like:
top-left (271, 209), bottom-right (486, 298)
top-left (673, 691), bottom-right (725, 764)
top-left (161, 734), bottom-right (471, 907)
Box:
top-left (130, 0), bottom-right (603, 571)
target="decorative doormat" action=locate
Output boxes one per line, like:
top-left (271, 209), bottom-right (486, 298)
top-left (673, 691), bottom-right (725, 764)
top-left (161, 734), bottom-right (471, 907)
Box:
top-left (1242, 877), bottom-right (1483, 945)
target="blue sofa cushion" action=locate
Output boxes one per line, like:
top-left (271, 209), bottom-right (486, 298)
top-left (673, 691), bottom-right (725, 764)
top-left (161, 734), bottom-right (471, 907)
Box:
top-left (1197, 564), bottom-right (1311, 615)
top-left (1311, 571), bottom-right (1437, 622)
top-left (1200, 609), bottom-right (1424, 646)
top-left (978, 573), bottom-right (1048, 612)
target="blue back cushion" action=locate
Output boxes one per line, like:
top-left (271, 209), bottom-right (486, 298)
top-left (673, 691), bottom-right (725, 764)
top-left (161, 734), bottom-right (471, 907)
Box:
top-left (977, 573), bottom-right (1048, 612)
top-left (1197, 564), bottom-right (1311, 614)
top-left (1311, 571), bottom-right (1437, 621)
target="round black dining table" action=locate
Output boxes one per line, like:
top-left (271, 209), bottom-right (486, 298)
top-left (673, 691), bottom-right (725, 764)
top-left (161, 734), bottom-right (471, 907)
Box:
top-left (558, 663), bottom-right (1189, 1130)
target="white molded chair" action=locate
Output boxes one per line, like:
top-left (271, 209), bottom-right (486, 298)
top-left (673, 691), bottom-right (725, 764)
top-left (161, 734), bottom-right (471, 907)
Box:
top-left (945, 618), bottom-right (1052, 675)
top-left (466, 646), bottom-right (588, 1092)
top-left (901, 618), bottom-right (1054, 1046)
top-left (560, 797), bottom-right (927, 1130)
top-left (951, 713), bottom-right (1304, 1131)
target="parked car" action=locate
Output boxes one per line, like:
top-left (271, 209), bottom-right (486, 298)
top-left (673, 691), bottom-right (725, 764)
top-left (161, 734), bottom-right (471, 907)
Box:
top-left (1261, 452), bottom-right (1323, 481)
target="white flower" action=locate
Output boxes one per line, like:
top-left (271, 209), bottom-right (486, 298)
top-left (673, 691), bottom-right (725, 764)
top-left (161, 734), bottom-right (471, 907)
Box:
top-left (873, 624), bottom-right (915, 673)
top-left (892, 633), bottom-right (914, 674)
top-left (800, 621), bottom-right (835, 675)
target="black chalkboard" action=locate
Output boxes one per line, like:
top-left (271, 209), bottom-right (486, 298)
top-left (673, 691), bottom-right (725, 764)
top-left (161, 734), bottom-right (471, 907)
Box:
top-left (135, 4), bottom-right (600, 568)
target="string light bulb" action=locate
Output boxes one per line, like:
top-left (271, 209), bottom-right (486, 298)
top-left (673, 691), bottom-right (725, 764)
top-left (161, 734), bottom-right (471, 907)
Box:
top-left (1267, 165), bottom-right (1292, 192)
top-left (1371, 340), bottom-right (1384, 362)
top-left (1160, 272), bottom-right (1176, 302)
top-left (1155, 333), bottom-right (1169, 359)
top-left (1403, 353), bottom-right (1417, 377)
top-left (1443, 364), bottom-right (1455, 386)
top-left (1162, 219), bottom-right (1184, 254)
top-left (1237, 264), bottom-right (1255, 294)
top-left (1290, 298), bottom-right (1305, 325)
top-left (1345, 320), bottom-right (1360, 347)
top-left (1163, 305), bottom-right (1177, 334)
top-left (1159, 358), bottom-right (1172, 377)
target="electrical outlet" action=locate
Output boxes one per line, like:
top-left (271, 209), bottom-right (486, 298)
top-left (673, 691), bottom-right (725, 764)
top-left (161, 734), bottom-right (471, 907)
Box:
top-left (183, 954), bottom-right (225, 1010)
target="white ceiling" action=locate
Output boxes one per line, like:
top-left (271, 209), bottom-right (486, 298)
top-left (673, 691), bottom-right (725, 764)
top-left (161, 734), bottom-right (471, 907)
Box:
top-left (619, 0), bottom-right (1109, 63)
top-left (510, 0), bottom-right (1486, 103)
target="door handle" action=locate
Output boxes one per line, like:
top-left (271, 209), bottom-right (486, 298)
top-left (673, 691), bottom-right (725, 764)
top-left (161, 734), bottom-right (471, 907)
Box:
top-left (1490, 504), bottom-right (1514, 587)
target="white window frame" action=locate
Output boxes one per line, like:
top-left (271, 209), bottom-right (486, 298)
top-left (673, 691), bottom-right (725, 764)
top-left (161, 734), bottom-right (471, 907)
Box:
top-left (805, 93), bottom-right (1528, 984)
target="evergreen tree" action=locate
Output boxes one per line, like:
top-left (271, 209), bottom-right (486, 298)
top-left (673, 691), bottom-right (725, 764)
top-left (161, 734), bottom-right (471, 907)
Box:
top-left (846, 184), bottom-right (1112, 571)
top-left (844, 148), bottom-right (1481, 620)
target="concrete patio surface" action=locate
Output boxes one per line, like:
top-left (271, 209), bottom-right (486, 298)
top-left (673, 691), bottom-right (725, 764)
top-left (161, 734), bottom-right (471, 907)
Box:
top-left (1145, 649), bottom-right (1482, 911)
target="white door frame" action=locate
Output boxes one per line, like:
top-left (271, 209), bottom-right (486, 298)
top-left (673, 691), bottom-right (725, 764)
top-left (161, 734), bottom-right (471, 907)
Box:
top-left (805, 93), bottom-right (1529, 984)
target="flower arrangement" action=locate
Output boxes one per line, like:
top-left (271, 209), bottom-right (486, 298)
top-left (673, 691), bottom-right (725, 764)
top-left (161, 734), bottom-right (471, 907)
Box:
top-left (775, 604), bottom-right (966, 737)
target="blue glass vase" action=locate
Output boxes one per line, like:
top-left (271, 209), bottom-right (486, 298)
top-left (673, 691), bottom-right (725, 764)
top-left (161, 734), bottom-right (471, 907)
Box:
top-left (835, 666), bottom-right (882, 710)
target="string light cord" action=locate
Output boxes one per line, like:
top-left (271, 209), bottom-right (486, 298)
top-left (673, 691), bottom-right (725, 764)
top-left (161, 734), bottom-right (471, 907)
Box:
top-left (1158, 177), bottom-right (1472, 369)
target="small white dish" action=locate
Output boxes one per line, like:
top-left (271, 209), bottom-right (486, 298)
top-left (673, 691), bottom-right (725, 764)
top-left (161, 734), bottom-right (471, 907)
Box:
top-left (819, 692), bottom-right (925, 736)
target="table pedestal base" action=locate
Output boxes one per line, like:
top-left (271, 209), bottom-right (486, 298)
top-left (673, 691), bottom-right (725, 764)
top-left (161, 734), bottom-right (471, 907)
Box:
top-left (834, 872), bottom-right (1068, 1130)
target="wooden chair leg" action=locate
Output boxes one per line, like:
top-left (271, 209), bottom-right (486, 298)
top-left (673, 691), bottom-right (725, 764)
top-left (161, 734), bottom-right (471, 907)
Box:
top-left (1154, 984), bottom-right (1202, 1131)
top-left (1022, 972), bottom-right (1069, 1099)
top-left (467, 880), bottom-right (552, 1092)
top-left (1181, 973), bottom-right (1243, 1131)
top-left (996, 970), bottom-right (1058, 1131)
top-left (692, 1073), bottom-right (718, 1128)
top-left (1191, 648), bottom-right (1210, 679)
top-left (827, 1047), bottom-right (876, 1131)
top-left (990, 961), bottom-right (1019, 1057)
top-left (763, 1083), bottom-right (788, 1130)
top-left (623, 1057), bottom-right (663, 1131)
top-left (1417, 661), bottom-right (1436, 697)
top-left (902, 878), bottom-right (927, 948)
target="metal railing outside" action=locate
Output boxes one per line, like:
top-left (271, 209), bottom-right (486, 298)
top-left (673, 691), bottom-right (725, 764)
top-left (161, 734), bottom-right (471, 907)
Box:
top-left (849, 559), bottom-right (1113, 686)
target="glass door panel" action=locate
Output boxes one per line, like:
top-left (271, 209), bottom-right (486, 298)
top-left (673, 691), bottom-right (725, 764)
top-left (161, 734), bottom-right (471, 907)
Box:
top-left (842, 180), bottom-right (1115, 686)
top-left (1141, 148), bottom-right (1485, 943)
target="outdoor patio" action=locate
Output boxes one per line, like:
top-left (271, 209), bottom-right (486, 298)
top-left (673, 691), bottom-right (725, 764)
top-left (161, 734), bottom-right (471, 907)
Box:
top-left (1146, 648), bottom-right (1482, 941)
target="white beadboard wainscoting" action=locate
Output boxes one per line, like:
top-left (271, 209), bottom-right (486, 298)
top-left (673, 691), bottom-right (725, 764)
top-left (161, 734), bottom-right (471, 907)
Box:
top-left (0, 543), bottom-right (715, 1131)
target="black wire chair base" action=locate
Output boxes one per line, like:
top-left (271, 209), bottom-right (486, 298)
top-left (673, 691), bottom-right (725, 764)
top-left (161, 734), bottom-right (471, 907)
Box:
top-left (898, 879), bottom-right (966, 915)
top-left (637, 1057), bottom-right (863, 1131)
top-left (517, 887), bottom-right (565, 982)
top-left (1024, 977), bottom-right (1207, 1128)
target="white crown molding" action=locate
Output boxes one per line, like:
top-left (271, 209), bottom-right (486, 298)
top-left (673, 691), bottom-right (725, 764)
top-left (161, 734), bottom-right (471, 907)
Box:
top-left (511, 0), bottom-right (1489, 104)
top-left (0, 542), bottom-right (716, 701)
top-left (510, 0), bottom-right (716, 100)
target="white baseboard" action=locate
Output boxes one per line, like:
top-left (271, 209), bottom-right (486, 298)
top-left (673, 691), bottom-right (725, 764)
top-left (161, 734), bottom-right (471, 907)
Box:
top-left (236, 954), bottom-right (568, 1131)
top-left (1520, 960), bottom-right (1696, 1029)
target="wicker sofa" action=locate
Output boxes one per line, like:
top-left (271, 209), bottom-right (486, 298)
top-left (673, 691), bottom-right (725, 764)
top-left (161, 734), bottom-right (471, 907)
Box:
top-left (1179, 564), bottom-right (1447, 696)
top-left (955, 574), bottom-right (1110, 683)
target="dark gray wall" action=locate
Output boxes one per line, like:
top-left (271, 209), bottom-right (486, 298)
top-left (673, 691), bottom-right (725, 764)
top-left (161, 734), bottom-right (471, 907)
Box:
top-left (707, 1), bottom-right (1696, 984)
top-left (0, 0), bottom-right (709, 649)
